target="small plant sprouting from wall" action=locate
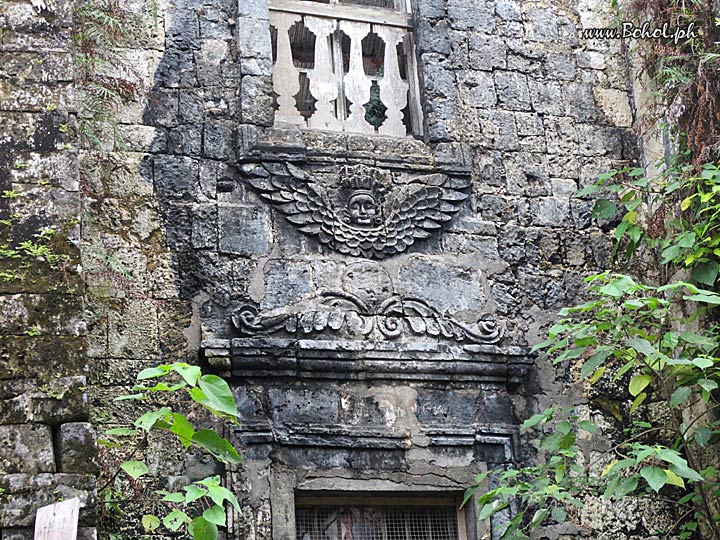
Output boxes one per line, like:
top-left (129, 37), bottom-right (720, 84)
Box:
top-left (72, 0), bottom-right (156, 150)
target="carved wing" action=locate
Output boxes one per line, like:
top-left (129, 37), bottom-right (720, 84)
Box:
top-left (382, 174), bottom-right (470, 255)
top-left (247, 169), bottom-right (470, 259)
top-left (247, 174), bottom-right (339, 246)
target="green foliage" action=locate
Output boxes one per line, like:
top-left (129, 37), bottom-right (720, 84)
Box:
top-left (466, 273), bottom-right (720, 539)
top-left (72, 0), bottom-right (155, 151)
top-left (99, 362), bottom-right (241, 540)
top-left (581, 161), bottom-right (720, 287)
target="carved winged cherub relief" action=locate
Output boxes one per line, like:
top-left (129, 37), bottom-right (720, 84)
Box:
top-left (246, 164), bottom-right (471, 259)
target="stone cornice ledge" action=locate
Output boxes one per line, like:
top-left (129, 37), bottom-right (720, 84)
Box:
top-left (202, 337), bottom-right (534, 384)
top-left (237, 125), bottom-right (472, 175)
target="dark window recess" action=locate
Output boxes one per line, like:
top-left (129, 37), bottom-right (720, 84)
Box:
top-left (296, 506), bottom-right (459, 540)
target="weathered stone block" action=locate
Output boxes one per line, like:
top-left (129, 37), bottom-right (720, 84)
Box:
top-left (524, 6), bottom-right (559, 41)
top-left (447, 0), bottom-right (494, 32)
top-left (107, 299), bottom-right (160, 359)
top-left (241, 75), bottom-right (274, 126)
top-left (56, 423), bottom-right (99, 475)
top-left (218, 205), bottom-right (271, 256)
top-left (495, 0), bottom-right (521, 20)
top-left (165, 9), bottom-right (200, 49)
top-left (153, 154), bottom-right (200, 200)
top-left (260, 260), bottom-right (312, 309)
top-left (0, 425), bottom-right (55, 474)
top-left (494, 71), bottom-right (530, 111)
top-left (237, 16), bottom-right (272, 58)
top-left (530, 197), bottom-right (570, 227)
top-left (268, 388), bottom-right (340, 423)
top-left (477, 110), bottom-right (519, 150)
top-left (529, 80), bottom-right (564, 115)
top-left (203, 123), bottom-right (233, 159)
top-left (143, 88), bottom-right (179, 127)
top-left (31, 376), bottom-right (88, 425)
top-left (562, 82), bottom-right (598, 121)
top-left (398, 258), bottom-right (486, 314)
top-left (0, 473), bottom-right (95, 528)
top-left (460, 71), bottom-right (496, 108)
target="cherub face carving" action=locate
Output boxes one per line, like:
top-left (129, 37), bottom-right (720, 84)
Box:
top-left (345, 191), bottom-right (378, 228)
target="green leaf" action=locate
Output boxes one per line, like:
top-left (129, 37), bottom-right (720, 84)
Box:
top-left (202, 505), bottom-right (227, 526)
top-left (581, 347), bottom-right (612, 378)
top-left (163, 509), bottom-right (191, 532)
top-left (173, 363), bottom-right (202, 386)
top-left (589, 366), bottom-right (606, 384)
top-left (577, 420), bottom-right (598, 433)
top-left (665, 469), bottom-right (685, 488)
top-left (113, 393), bottom-right (145, 401)
top-left (692, 261), bottom-right (719, 286)
top-left (614, 477), bottom-right (638, 499)
top-left (551, 506), bottom-right (566, 524)
top-left (192, 375), bottom-right (238, 419)
top-left (592, 199), bottom-right (618, 219)
top-left (478, 500), bottom-right (507, 521)
top-left (142, 514), bottom-right (160, 532)
top-left (685, 292), bottom-right (720, 304)
top-left (629, 392), bottom-right (647, 414)
top-left (120, 460), bottom-right (148, 480)
top-left (208, 484), bottom-right (241, 512)
top-left (575, 184), bottom-right (601, 197)
top-left (521, 411), bottom-right (550, 431)
top-left (695, 427), bottom-right (711, 447)
top-left (598, 275), bottom-right (635, 297)
top-left (185, 484), bottom-right (208, 503)
top-left (626, 338), bottom-right (655, 358)
top-left (692, 357), bottom-right (714, 369)
top-left (189, 517), bottom-right (219, 540)
top-left (135, 407), bottom-right (171, 432)
top-left (641, 466), bottom-right (667, 492)
top-left (105, 428), bottom-right (137, 436)
top-left (698, 378), bottom-right (718, 393)
top-left (192, 430), bottom-right (242, 464)
top-left (670, 387), bottom-right (692, 408)
top-left (137, 366), bottom-right (171, 380)
top-left (629, 374), bottom-right (651, 396)
top-left (530, 508), bottom-right (548, 527)
top-left (170, 413), bottom-right (195, 449)
top-left (160, 492), bottom-right (185, 503)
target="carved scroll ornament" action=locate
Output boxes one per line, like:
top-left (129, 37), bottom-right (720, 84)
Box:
top-left (232, 262), bottom-right (501, 344)
top-left (232, 296), bottom-right (501, 344)
top-left (246, 164), bottom-right (471, 260)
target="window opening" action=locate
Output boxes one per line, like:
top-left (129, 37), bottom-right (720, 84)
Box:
top-left (269, 0), bottom-right (422, 136)
top-left (296, 506), bottom-right (459, 540)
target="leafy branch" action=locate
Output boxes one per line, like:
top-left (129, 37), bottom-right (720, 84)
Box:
top-left (99, 363), bottom-right (242, 540)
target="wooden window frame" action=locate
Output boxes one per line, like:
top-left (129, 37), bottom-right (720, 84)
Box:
top-left (268, 0), bottom-right (424, 137)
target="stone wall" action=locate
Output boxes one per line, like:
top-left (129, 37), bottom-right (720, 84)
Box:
top-left (0, 0), bottom-right (645, 537)
top-left (0, 0), bottom-right (96, 537)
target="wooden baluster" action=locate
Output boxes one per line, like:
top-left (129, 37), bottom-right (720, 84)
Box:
top-left (305, 16), bottom-right (342, 131)
top-left (375, 26), bottom-right (409, 137)
top-left (338, 20), bottom-right (374, 134)
top-left (270, 11), bottom-right (304, 126)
